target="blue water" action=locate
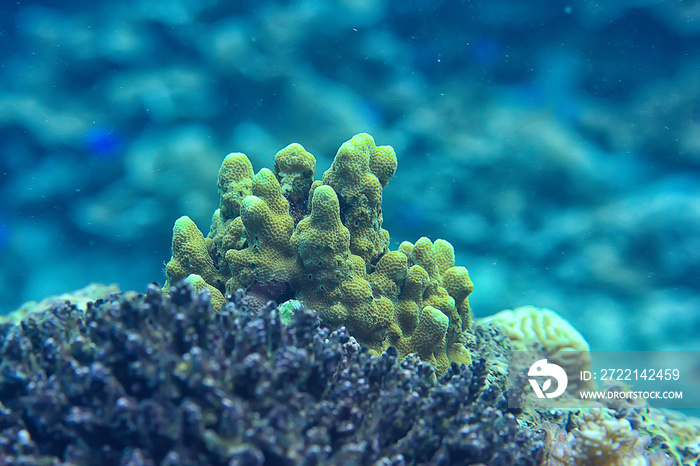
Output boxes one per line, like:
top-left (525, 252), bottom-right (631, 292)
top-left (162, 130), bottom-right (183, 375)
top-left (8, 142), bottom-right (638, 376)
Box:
top-left (1, 0), bottom-right (699, 355)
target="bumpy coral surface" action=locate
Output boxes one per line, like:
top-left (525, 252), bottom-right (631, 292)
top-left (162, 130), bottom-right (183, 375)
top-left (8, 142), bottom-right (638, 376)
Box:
top-left (0, 283), bottom-right (545, 465)
top-left (164, 133), bottom-right (475, 375)
top-left (543, 409), bottom-right (676, 466)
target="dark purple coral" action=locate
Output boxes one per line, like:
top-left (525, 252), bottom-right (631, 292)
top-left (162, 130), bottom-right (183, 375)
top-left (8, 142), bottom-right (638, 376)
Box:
top-left (0, 283), bottom-right (544, 465)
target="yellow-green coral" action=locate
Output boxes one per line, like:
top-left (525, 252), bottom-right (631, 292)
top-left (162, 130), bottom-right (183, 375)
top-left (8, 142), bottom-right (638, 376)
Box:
top-left (290, 184), bottom-right (350, 287)
top-left (217, 152), bottom-right (254, 222)
top-left (164, 216), bottom-right (225, 290)
top-left (383, 237), bottom-right (474, 374)
top-left (273, 143), bottom-right (316, 223)
top-left (185, 274), bottom-right (225, 311)
top-left (291, 185), bottom-right (394, 348)
top-left (225, 168), bottom-right (298, 293)
top-left (321, 133), bottom-right (396, 266)
top-left (164, 133), bottom-right (473, 375)
top-left (367, 250), bottom-right (408, 301)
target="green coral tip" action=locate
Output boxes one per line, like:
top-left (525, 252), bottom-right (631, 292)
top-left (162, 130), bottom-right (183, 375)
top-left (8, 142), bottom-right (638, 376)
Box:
top-left (278, 299), bottom-right (303, 325)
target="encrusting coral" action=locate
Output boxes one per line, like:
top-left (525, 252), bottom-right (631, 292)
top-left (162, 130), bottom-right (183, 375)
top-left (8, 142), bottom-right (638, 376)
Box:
top-left (3, 282), bottom-right (693, 465)
top-left (164, 133), bottom-right (474, 375)
top-left (0, 283), bottom-right (546, 465)
top-left (542, 409), bottom-right (675, 466)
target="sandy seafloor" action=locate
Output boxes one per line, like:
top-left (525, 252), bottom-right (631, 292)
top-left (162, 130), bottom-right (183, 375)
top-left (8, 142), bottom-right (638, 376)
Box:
top-left (1, 0), bottom-right (699, 359)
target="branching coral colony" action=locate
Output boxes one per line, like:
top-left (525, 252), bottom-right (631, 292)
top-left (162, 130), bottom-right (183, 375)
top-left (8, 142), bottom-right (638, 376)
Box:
top-left (164, 133), bottom-right (474, 376)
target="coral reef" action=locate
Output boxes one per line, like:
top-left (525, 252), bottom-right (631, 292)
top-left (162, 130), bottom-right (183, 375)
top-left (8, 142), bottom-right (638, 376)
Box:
top-left (542, 409), bottom-right (675, 466)
top-left (479, 305), bottom-right (593, 391)
top-left (3, 1), bottom-right (700, 360)
top-left (164, 133), bottom-right (475, 376)
top-left (2, 2), bottom-right (700, 463)
top-left (635, 408), bottom-right (700, 465)
top-left (0, 283), bottom-right (545, 465)
top-left (0, 283), bottom-right (120, 324)
top-left (3, 283), bottom-right (695, 464)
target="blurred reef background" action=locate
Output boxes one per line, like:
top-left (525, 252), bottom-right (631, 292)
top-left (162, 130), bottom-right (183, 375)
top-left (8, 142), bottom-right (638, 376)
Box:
top-left (1, 0), bottom-right (699, 354)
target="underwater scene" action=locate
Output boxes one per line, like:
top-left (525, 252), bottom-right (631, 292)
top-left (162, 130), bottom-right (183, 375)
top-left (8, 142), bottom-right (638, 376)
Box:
top-left (1, 0), bottom-right (700, 464)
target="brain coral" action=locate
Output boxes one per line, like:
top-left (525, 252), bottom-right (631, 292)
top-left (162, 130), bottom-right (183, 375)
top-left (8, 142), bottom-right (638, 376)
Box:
top-left (479, 305), bottom-right (593, 391)
top-left (164, 133), bottom-right (475, 375)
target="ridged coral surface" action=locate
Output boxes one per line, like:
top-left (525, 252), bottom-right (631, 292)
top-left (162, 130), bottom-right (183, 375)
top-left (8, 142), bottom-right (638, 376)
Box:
top-left (0, 283), bottom-right (545, 465)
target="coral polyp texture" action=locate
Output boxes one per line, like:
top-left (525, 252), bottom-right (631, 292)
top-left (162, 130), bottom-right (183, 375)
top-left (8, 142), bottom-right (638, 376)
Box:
top-left (0, 283), bottom-right (545, 465)
top-left (164, 133), bottom-right (475, 375)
